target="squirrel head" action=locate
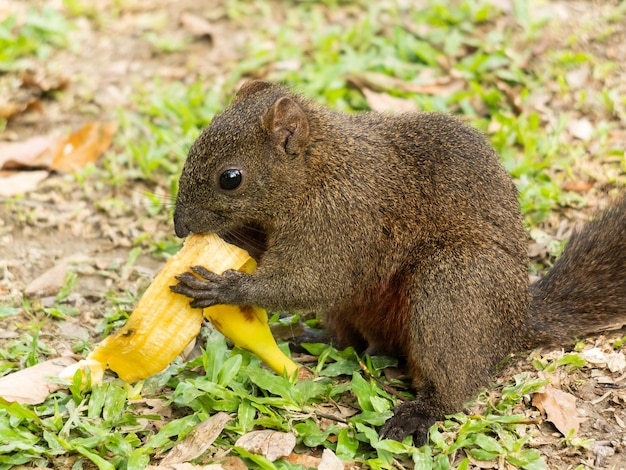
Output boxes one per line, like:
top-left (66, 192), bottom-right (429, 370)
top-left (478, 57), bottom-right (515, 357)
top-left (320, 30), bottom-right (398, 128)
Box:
top-left (174, 80), bottom-right (311, 241)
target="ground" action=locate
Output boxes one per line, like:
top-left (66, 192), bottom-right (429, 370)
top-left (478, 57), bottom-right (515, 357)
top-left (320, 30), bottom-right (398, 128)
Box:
top-left (0, 0), bottom-right (625, 469)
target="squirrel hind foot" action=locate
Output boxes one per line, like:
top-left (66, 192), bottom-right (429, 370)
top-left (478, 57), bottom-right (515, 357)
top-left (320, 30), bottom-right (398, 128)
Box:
top-left (379, 401), bottom-right (437, 444)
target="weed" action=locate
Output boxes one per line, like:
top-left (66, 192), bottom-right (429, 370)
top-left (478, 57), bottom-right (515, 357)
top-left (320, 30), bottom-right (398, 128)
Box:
top-left (0, 6), bottom-right (70, 71)
top-left (3, 0), bottom-right (625, 468)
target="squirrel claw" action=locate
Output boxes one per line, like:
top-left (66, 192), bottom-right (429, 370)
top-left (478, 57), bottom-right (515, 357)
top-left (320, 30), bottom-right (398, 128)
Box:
top-left (174, 272), bottom-right (210, 288)
top-left (190, 265), bottom-right (220, 280)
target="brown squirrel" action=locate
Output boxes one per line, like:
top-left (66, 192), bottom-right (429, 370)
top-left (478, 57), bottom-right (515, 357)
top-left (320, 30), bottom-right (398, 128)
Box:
top-left (171, 80), bottom-right (626, 443)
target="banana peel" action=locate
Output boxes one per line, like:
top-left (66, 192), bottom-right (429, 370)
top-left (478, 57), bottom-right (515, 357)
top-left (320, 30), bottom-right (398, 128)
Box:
top-left (60, 233), bottom-right (299, 385)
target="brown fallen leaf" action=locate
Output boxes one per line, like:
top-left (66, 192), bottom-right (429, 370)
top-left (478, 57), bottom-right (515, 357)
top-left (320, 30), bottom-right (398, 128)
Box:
top-left (147, 464), bottom-right (226, 470)
top-left (0, 170), bottom-right (49, 197)
top-left (347, 73), bottom-right (464, 96)
top-left (217, 456), bottom-right (248, 470)
top-left (359, 88), bottom-right (418, 113)
top-left (0, 68), bottom-right (67, 121)
top-left (20, 69), bottom-right (69, 93)
top-left (319, 448), bottom-right (344, 470)
top-left (235, 430), bottom-right (296, 462)
top-left (49, 121), bottom-right (118, 172)
top-left (0, 88), bottom-right (44, 119)
top-left (284, 448), bottom-right (345, 469)
top-left (532, 384), bottom-right (586, 436)
top-left (0, 122), bottom-right (117, 195)
top-left (0, 136), bottom-right (53, 170)
top-left (180, 12), bottom-right (213, 41)
top-left (562, 180), bottom-right (594, 193)
top-left (146, 461), bottom-right (246, 470)
top-left (284, 453), bottom-right (322, 467)
top-left (25, 260), bottom-right (70, 297)
top-left (582, 347), bottom-right (626, 373)
top-left (147, 464), bottom-right (202, 470)
top-left (161, 412), bottom-right (232, 465)
top-left (567, 118), bottom-right (593, 141)
top-left (0, 356), bottom-right (77, 404)
top-left (0, 98), bottom-right (32, 120)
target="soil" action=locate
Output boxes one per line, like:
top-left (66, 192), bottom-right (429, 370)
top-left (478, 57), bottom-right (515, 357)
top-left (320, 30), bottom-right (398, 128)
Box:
top-left (0, 0), bottom-right (625, 468)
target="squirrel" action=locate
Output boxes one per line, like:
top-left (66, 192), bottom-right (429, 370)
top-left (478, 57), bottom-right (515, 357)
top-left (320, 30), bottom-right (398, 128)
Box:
top-left (170, 80), bottom-right (626, 443)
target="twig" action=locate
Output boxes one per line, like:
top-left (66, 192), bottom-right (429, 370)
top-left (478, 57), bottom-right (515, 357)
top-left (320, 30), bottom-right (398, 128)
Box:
top-left (358, 358), bottom-right (409, 402)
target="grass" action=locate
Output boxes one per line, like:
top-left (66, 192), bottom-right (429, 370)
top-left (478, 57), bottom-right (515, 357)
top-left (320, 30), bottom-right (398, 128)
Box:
top-left (0, 6), bottom-right (70, 72)
top-left (106, 0), bottom-right (621, 228)
top-left (1, 334), bottom-right (553, 469)
top-left (1, 0), bottom-right (625, 468)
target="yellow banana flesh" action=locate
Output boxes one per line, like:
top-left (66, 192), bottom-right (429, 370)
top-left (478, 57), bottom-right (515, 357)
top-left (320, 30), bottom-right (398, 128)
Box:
top-left (60, 233), bottom-right (298, 385)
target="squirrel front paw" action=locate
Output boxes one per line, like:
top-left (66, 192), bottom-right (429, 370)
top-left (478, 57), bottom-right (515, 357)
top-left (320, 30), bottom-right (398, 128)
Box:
top-left (170, 266), bottom-right (243, 308)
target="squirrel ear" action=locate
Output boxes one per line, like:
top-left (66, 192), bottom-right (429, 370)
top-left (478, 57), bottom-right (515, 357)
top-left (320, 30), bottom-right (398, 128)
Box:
top-left (262, 96), bottom-right (310, 156)
top-left (233, 80), bottom-right (273, 102)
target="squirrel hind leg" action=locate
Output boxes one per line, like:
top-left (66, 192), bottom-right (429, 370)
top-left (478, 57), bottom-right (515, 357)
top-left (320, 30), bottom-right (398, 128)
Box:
top-left (379, 249), bottom-right (529, 442)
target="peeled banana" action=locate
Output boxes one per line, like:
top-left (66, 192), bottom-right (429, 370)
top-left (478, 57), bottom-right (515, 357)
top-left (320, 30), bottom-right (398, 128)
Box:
top-left (61, 233), bottom-right (298, 385)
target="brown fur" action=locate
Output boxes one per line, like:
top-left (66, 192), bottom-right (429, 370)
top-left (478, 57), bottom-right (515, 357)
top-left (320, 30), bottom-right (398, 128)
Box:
top-left (171, 80), bottom-right (626, 443)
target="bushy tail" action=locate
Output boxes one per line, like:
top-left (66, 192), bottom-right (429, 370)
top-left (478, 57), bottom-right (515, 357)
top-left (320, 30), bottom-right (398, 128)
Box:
top-left (528, 194), bottom-right (626, 347)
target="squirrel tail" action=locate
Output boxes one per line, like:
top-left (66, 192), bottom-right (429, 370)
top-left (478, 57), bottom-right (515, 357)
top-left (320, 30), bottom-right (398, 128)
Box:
top-left (528, 194), bottom-right (626, 347)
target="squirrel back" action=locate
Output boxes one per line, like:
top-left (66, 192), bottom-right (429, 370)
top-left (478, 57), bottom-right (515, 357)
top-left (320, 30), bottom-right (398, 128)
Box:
top-left (172, 80), bottom-right (626, 443)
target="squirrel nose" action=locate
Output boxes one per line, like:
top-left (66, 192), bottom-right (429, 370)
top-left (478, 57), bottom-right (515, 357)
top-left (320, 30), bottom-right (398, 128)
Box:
top-left (173, 208), bottom-right (190, 238)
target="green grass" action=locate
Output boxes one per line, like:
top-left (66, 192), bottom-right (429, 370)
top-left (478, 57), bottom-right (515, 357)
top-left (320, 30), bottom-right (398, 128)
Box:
top-left (1, 333), bottom-right (554, 470)
top-left (107, 0), bottom-right (621, 228)
top-left (2, 0), bottom-right (625, 468)
top-left (0, 6), bottom-right (70, 72)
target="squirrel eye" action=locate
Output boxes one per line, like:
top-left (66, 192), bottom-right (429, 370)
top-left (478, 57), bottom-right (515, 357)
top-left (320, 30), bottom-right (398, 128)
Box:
top-left (219, 168), bottom-right (243, 190)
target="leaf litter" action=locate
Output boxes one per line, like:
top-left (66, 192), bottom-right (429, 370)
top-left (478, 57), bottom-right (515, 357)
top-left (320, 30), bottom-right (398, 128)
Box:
top-left (0, 0), bottom-right (625, 468)
top-left (0, 121), bottom-right (117, 196)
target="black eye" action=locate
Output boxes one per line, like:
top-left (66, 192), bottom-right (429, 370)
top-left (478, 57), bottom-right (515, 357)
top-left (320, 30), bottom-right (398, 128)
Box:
top-left (219, 168), bottom-right (243, 190)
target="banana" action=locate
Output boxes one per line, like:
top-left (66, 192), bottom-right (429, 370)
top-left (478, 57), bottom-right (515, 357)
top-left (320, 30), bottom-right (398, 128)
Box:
top-left (60, 233), bottom-right (299, 385)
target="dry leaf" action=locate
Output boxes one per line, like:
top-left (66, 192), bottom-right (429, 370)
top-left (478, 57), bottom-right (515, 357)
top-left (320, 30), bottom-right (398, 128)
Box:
top-left (406, 79), bottom-right (465, 97)
top-left (583, 347), bottom-right (626, 373)
top-left (284, 453), bottom-right (322, 467)
top-left (180, 12), bottom-right (213, 40)
top-left (0, 122), bottom-right (117, 195)
top-left (0, 100), bottom-right (28, 120)
top-left (146, 464), bottom-right (246, 470)
top-left (582, 347), bottom-right (609, 366)
top-left (147, 456), bottom-right (246, 469)
top-left (606, 352), bottom-right (626, 373)
top-left (25, 261), bottom-right (70, 297)
top-left (562, 180), bottom-right (593, 193)
top-left (0, 136), bottom-right (53, 170)
top-left (235, 430), bottom-right (296, 462)
top-left (319, 448), bottom-right (344, 470)
top-left (147, 464), bottom-right (222, 470)
top-left (0, 68), bottom-right (67, 121)
top-left (0, 356), bottom-right (77, 404)
top-left (568, 118), bottom-right (593, 141)
top-left (0, 170), bottom-right (49, 197)
top-left (147, 464), bottom-right (200, 470)
top-left (49, 122), bottom-right (118, 172)
top-left (360, 88), bottom-right (418, 113)
top-left (466, 453), bottom-right (498, 469)
top-left (565, 65), bottom-right (590, 89)
top-left (20, 69), bottom-right (69, 93)
top-left (217, 457), bottom-right (247, 470)
top-left (161, 412), bottom-right (232, 465)
top-left (347, 73), bottom-right (464, 96)
top-left (532, 385), bottom-right (586, 436)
